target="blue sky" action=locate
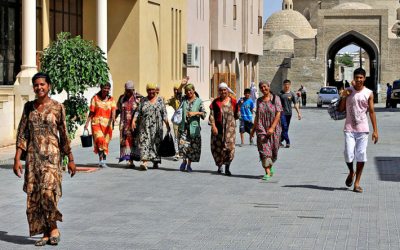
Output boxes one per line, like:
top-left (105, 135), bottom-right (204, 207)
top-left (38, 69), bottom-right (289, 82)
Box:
top-left (263, 0), bottom-right (359, 52)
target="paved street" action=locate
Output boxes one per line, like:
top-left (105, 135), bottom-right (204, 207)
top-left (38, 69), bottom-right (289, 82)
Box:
top-left (1, 104), bottom-right (400, 249)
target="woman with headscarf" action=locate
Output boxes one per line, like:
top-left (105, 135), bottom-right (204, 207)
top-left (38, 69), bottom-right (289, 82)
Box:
top-left (13, 72), bottom-right (76, 246)
top-left (250, 81), bottom-right (283, 180)
top-left (116, 80), bottom-right (143, 167)
top-left (168, 83), bottom-right (183, 161)
top-left (178, 84), bottom-right (207, 172)
top-left (84, 82), bottom-right (117, 168)
top-left (132, 83), bottom-right (171, 170)
top-left (209, 82), bottom-right (240, 176)
top-left (250, 82), bottom-right (258, 108)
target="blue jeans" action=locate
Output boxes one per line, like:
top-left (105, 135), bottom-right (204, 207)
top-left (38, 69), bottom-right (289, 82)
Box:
top-left (281, 114), bottom-right (292, 145)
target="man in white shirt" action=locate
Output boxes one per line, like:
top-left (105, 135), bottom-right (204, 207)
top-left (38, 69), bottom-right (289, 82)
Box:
top-left (298, 85), bottom-right (307, 107)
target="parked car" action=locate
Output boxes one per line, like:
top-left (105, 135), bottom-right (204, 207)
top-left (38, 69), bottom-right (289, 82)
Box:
top-left (391, 80), bottom-right (400, 108)
top-left (317, 87), bottom-right (339, 107)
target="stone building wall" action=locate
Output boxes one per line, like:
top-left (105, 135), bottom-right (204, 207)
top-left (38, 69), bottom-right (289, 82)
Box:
top-left (259, 51), bottom-right (293, 94)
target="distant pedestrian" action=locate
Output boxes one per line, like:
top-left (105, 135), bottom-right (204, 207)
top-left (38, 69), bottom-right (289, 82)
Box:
top-left (209, 83), bottom-right (241, 175)
top-left (167, 83), bottom-right (182, 161)
top-left (279, 80), bottom-right (301, 148)
top-left (84, 82), bottom-right (117, 168)
top-left (250, 80), bottom-right (283, 180)
top-left (351, 80), bottom-right (355, 87)
top-left (298, 84), bottom-right (307, 106)
top-left (386, 83), bottom-right (393, 108)
top-left (338, 68), bottom-right (378, 193)
top-left (177, 84), bottom-right (207, 172)
top-left (132, 83), bottom-right (171, 170)
top-left (250, 82), bottom-right (258, 107)
top-left (14, 72), bottom-right (76, 246)
top-left (116, 80), bottom-right (143, 167)
top-left (238, 88), bottom-right (254, 146)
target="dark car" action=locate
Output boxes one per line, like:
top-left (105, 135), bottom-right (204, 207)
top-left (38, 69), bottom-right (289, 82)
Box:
top-left (391, 80), bottom-right (400, 108)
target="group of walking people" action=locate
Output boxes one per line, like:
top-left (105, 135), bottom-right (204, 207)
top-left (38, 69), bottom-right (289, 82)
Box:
top-left (12, 67), bottom-right (378, 246)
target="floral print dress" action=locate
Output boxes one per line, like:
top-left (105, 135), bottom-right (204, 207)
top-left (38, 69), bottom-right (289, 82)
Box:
top-left (209, 100), bottom-right (240, 166)
top-left (16, 100), bottom-right (71, 236)
top-left (117, 93), bottom-right (142, 162)
top-left (256, 96), bottom-right (283, 163)
top-left (178, 97), bottom-right (207, 162)
top-left (134, 96), bottom-right (168, 163)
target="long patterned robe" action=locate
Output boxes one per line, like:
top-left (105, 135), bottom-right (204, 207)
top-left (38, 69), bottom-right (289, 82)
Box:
top-left (209, 99), bottom-right (240, 166)
top-left (256, 96), bottom-right (283, 162)
top-left (16, 100), bottom-right (71, 236)
top-left (178, 97), bottom-right (207, 162)
top-left (134, 97), bottom-right (168, 163)
top-left (117, 93), bottom-right (142, 162)
top-left (90, 95), bottom-right (117, 157)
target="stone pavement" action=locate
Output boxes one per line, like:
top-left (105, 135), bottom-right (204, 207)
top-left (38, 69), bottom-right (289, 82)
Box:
top-left (1, 104), bottom-right (400, 249)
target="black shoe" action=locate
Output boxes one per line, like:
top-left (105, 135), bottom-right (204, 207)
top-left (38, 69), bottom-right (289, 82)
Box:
top-left (225, 164), bottom-right (231, 176)
top-left (225, 170), bottom-right (232, 176)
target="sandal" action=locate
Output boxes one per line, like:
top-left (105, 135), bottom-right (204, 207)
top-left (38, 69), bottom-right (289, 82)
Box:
top-left (270, 168), bottom-right (274, 177)
top-left (262, 175), bottom-right (270, 180)
top-left (345, 175), bottom-right (354, 187)
top-left (180, 163), bottom-right (186, 171)
top-left (187, 166), bottom-right (193, 172)
top-left (353, 186), bottom-right (363, 193)
top-left (35, 239), bottom-right (49, 246)
top-left (173, 155), bottom-right (180, 161)
top-left (140, 163), bottom-right (148, 171)
top-left (48, 233), bottom-right (61, 245)
top-left (99, 160), bottom-right (108, 168)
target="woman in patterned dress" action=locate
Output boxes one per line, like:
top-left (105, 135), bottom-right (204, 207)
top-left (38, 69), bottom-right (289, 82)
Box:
top-left (132, 83), bottom-right (171, 170)
top-left (84, 82), bottom-right (117, 168)
top-left (116, 81), bottom-right (142, 167)
top-left (250, 81), bottom-right (283, 180)
top-left (177, 84), bottom-right (207, 172)
top-left (209, 83), bottom-right (241, 176)
top-left (13, 72), bottom-right (76, 246)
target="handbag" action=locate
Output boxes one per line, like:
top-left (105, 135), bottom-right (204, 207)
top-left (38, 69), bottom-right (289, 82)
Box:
top-left (159, 133), bottom-right (176, 157)
top-left (328, 97), bottom-right (346, 120)
top-left (171, 101), bottom-right (184, 125)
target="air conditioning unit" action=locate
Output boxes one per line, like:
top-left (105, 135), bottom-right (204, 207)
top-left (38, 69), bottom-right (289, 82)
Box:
top-left (187, 43), bottom-right (200, 67)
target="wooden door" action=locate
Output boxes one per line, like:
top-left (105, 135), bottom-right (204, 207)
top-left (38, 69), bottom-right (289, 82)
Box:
top-left (229, 73), bottom-right (237, 97)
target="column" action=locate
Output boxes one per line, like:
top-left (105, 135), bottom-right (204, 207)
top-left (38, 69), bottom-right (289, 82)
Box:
top-left (14, 0), bottom-right (38, 134)
top-left (97, 0), bottom-right (108, 59)
top-left (42, 0), bottom-right (51, 49)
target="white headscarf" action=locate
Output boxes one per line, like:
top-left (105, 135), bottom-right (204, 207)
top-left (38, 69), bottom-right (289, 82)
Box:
top-left (218, 82), bottom-right (236, 96)
top-left (250, 82), bottom-right (257, 103)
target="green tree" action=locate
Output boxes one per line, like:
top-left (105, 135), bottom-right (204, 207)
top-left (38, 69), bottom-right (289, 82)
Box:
top-left (39, 32), bottom-right (109, 140)
top-left (337, 54), bottom-right (354, 67)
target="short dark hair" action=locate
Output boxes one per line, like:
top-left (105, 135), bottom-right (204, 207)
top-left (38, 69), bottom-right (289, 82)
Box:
top-left (244, 88), bottom-right (251, 94)
top-left (32, 72), bottom-right (52, 85)
top-left (353, 68), bottom-right (366, 77)
top-left (283, 79), bottom-right (291, 84)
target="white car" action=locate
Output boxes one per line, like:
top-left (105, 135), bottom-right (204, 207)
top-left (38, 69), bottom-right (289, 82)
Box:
top-left (317, 87), bottom-right (339, 107)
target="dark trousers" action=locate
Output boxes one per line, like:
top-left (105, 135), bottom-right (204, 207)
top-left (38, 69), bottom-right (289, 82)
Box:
top-left (281, 114), bottom-right (292, 145)
top-left (301, 93), bottom-right (307, 106)
top-left (386, 95), bottom-right (392, 108)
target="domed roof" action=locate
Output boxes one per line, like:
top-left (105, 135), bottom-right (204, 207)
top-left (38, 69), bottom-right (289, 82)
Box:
top-left (264, 10), bottom-right (316, 39)
top-left (264, 34), bottom-right (294, 51)
top-left (332, 3), bottom-right (373, 10)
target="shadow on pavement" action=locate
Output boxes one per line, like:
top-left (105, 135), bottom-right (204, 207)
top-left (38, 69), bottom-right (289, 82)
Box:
top-left (0, 231), bottom-right (36, 245)
top-left (374, 107), bottom-right (400, 113)
top-left (375, 157), bottom-right (400, 182)
top-left (0, 164), bottom-right (13, 170)
top-left (282, 185), bottom-right (349, 191)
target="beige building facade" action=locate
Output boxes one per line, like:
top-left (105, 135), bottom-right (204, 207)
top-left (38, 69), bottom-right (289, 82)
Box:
top-left (210, 0), bottom-right (263, 98)
top-left (0, 0), bottom-right (187, 142)
top-left (261, 0), bottom-right (400, 103)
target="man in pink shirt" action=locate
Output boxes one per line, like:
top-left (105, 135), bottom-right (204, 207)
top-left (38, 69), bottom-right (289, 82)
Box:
top-left (338, 68), bottom-right (378, 193)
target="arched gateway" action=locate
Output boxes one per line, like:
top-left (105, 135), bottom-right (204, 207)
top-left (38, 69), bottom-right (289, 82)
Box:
top-left (326, 31), bottom-right (380, 92)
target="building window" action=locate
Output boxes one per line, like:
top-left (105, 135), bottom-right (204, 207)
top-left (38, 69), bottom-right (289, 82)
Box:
top-left (49, 0), bottom-right (83, 41)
